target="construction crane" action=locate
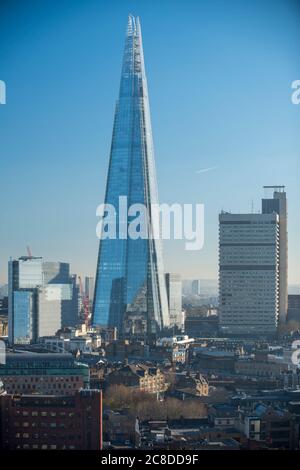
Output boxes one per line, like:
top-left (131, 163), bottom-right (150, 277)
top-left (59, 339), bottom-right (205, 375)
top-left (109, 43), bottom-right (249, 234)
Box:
top-left (78, 276), bottom-right (90, 327)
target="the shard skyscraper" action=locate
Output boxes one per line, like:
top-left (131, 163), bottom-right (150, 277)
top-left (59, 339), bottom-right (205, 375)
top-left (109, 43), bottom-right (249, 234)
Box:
top-left (92, 15), bottom-right (169, 337)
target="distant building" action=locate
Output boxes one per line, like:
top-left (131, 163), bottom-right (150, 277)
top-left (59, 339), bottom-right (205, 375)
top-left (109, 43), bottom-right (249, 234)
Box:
top-left (174, 373), bottom-right (209, 397)
top-left (219, 211), bottom-right (280, 336)
top-left (85, 276), bottom-right (95, 304)
top-left (0, 389), bottom-right (102, 450)
top-left (235, 351), bottom-right (289, 379)
top-left (43, 262), bottom-right (70, 284)
top-left (208, 403), bottom-right (237, 428)
top-left (287, 295), bottom-right (300, 323)
top-left (40, 335), bottom-right (94, 354)
top-left (0, 296), bottom-right (8, 315)
top-left (8, 256), bottom-right (79, 345)
top-left (106, 364), bottom-right (166, 394)
top-left (185, 315), bottom-right (219, 337)
top-left (165, 273), bottom-right (183, 331)
top-left (239, 404), bottom-right (296, 449)
top-left (0, 352), bottom-right (89, 395)
top-left (192, 349), bottom-right (236, 372)
top-left (0, 315), bottom-right (8, 337)
top-left (0, 297), bottom-right (8, 337)
top-left (105, 339), bottom-right (148, 361)
top-left (135, 417), bottom-right (241, 450)
top-left (262, 187), bottom-right (288, 324)
top-left (0, 284), bottom-right (8, 298)
top-left (191, 280), bottom-right (201, 296)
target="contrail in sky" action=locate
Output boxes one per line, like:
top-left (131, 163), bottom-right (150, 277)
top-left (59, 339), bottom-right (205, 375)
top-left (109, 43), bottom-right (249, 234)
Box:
top-left (196, 166), bottom-right (217, 174)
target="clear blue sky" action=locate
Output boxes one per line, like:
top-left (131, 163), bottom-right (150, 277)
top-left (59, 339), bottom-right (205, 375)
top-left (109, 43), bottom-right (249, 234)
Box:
top-left (0, 0), bottom-right (300, 284)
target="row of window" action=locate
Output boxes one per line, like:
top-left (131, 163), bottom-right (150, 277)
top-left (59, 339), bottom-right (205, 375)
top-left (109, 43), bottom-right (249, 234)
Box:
top-left (14, 432), bottom-right (82, 439)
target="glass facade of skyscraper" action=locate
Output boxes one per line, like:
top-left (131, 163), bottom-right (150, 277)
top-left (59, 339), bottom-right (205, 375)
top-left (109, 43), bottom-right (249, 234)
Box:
top-left (13, 290), bottom-right (36, 344)
top-left (93, 16), bottom-right (169, 335)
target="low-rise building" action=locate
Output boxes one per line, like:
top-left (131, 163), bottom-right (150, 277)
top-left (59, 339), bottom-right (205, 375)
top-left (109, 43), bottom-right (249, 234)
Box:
top-left (135, 418), bottom-right (241, 450)
top-left (105, 339), bottom-right (148, 361)
top-left (0, 352), bottom-right (89, 395)
top-left (238, 404), bottom-right (297, 449)
top-left (106, 364), bottom-right (166, 394)
top-left (235, 351), bottom-right (289, 379)
top-left (208, 403), bottom-right (237, 427)
top-left (174, 373), bottom-right (209, 397)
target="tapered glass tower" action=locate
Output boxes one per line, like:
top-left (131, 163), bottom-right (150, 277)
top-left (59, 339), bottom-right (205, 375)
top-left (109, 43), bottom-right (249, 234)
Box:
top-left (92, 15), bottom-right (169, 336)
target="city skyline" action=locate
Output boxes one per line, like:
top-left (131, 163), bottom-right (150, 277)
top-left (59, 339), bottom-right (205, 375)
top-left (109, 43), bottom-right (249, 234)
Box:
top-left (1, 2), bottom-right (300, 454)
top-left (1, 0), bottom-right (300, 284)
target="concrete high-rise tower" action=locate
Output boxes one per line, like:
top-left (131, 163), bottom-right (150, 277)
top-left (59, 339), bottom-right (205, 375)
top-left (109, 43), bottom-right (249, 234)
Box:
top-left (219, 212), bottom-right (280, 336)
top-left (262, 186), bottom-right (288, 324)
top-left (92, 16), bottom-right (169, 336)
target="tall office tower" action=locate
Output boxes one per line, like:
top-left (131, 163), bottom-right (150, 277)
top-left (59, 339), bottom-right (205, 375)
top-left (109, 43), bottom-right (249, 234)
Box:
top-left (262, 186), bottom-right (288, 324)
top-left (165, 274), bottom-right (183, 331)
top-left (219, 212), bottom-right (280, 336)
top-left (8, 256), bottom-right (43, 344)
top-left (93, 16), bottom-right (169, 337)
top-left (8, 257), bottom-right (79, 344)
top-left (85, 276), bottom-right (95, 303)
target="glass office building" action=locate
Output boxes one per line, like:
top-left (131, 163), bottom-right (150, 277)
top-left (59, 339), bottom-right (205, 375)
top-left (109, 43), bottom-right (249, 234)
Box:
top-left (8, 257), bottom-right (79, 344)
top-left (8, 257), bottom-right (43, 344)
top-left (13, 291), bottom-right (36, 344)
top-left (93, 16), bottom-right (169, 335)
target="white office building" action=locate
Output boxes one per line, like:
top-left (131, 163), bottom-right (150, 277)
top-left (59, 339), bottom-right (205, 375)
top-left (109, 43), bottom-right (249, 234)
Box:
top-left (219, 212), bottom-right (280, 336)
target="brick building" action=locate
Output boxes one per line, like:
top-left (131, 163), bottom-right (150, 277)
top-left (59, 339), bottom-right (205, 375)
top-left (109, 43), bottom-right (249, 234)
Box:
top-left (106, 364), bottom-right (166, 394)
top-left (0, 389), bottom-right (102, 450)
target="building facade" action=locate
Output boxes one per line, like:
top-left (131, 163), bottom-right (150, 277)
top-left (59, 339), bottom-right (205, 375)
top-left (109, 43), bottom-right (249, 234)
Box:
top-left (165, 273), bottom-right (183, 331)
top-left (219, 212), bottom-right (280, 336)
top-left (191, 280), bottom-right (201, 296)
top-left (92, 15), bottom-right (169, 337)
top-left (85, 276), bottom-right (95, 304)
top-left (8, 256), bottom-right (79, 345)
top-left (262, 187), bottom-right (288, 324)
top-left (287, 294), bottom-right (300, 323)
top-left (0, 352), bottom-right (89, 395)
top-left (106, 364), bottom-right (166, 394)
top-left (0, 389), bottom-right (102, 450)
